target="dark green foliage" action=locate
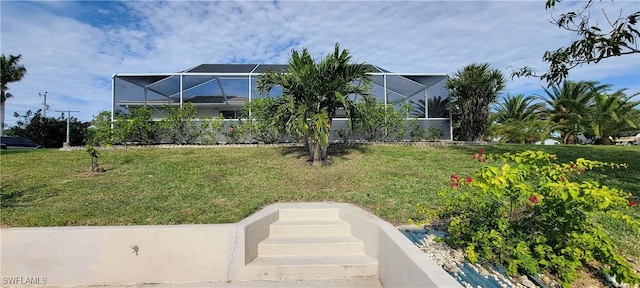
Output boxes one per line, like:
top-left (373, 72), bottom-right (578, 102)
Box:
top-left (447, 63), bottom-right (506, 141)
top-left (10, 109), bottom-right (88, 147)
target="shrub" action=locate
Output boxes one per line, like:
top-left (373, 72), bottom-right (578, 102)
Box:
top-left (418, 149), bottom-right (640, 286)
top-left (239, 98), bottom-right (284, 144)
top-left (88, 111), bottom-right (114, 146)
top-left (426, 125), bottom-right (443, 141)
top-left (350, 101), bottom-right (407, 142)
top-left (159, 103), bottom-right (212, 144)
top-left (113, 107), bottom-right (157, 145)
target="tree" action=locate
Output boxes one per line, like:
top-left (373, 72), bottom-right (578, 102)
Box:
top-left (11, 109), bottom-right (88, 147)
top-left (411, 96), bottom-right (450, 118)
top-left (513, 0), bottom-right (639, 85)
top-left (588, 88), bottom-right (639, 144)
top-left (1, 54), bottom-right (27, 136)
top-left (256, 43), bottom-right (373, 163)
top-left (88, 111), bottom-right (115, 146)
top-left (491, 94), bottom-right (549, 143)
top-left (539, 80), bottom-right (603, 144)
top-left (447, 63), bottom-right (506, 141)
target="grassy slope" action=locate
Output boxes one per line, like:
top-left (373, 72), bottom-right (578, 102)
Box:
top-left (1, 144), bottom-right (638, 256)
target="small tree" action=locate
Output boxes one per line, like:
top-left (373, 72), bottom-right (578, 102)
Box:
top-left (86, 145), bottom-right (101, 173)
top-left (88, 111), bottom-right (114, 146)
top-left (257, 43), bottom-right (373, 163)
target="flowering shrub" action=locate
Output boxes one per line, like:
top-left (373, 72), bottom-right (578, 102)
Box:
top-left (223, 125), bottom-right (242, 144)
top-left (428, 149), bottom-right (640, 287)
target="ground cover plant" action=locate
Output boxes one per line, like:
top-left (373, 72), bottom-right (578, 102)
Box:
top-left (1, 144), bottom-right (639, 284)
top-left (417, 148), bottom-right (640, 286)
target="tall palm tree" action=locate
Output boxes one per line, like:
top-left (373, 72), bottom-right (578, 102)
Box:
top-left (447, 63), bottom-right (506, 141)
top-left (491, 94), bottom-right (549, 143)
top-left (256, 43), bottom-right (373, 163)
top-left (539, 80), bottom-right (604, 144)
top-left (1, 54), bottom-right (27, 136)
top-left (588, 89), bottom-right (639, 144)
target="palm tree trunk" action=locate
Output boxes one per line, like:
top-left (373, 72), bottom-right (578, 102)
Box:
top-left (0, 98), bottom-right (5, 137)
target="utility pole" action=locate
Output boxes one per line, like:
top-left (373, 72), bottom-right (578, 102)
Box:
top-left (55, 110), bottom-right (79, 146)
top-left (39, 92), bottom-right (49, 117)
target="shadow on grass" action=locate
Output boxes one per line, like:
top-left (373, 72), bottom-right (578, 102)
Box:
top-left (0, 184), bottom-right (51, 208)
top-left (278, 144), bottom-right (370, 164)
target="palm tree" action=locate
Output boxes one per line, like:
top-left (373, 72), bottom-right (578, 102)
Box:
top-left (256, 43), bottom-right (373, 163)
top-left (491, 94), bottom-right (548, 143)
top-left (411, 96), bottom-right (449, 118)
top-left (493, 94), bottom-right (544, 124)
top-left (1, 54), bottom-right (27, 136)
top-left (588, 89), bottom-right (639, 144)
top-left (539, 81), bottom-right (604, 144)
top-left (447, 63), bottom-right (506, 141)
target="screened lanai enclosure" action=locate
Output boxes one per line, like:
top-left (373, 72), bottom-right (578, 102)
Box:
top-left (112, 64), bottom-right (452, 142)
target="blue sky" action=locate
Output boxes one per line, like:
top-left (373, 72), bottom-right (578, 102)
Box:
top-left (2, 0), bottom-right (639, 125)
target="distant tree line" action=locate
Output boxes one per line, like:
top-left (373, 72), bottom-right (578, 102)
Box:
top-left (6, 110), bottom-right (89, 147)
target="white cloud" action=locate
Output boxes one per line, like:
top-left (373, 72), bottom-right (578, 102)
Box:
top-left (1, 0), bottom-right (638, 125)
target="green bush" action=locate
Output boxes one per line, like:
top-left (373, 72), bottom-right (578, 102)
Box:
top-left (88, 111), bottom-right (114, 146)
top-left (239, 98), bottom-right (284, 144)
top-left (350, 101), bottom-right (408, 142)
top-left (418, 149), bottom-right (640, 286)
top-left (113, 107), bottom-right (157, 145)
top-left (159, 103), bottom-right (213, 144)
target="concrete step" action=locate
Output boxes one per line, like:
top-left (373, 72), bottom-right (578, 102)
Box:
top-left (278, 208), bottom-right (340, 220)
top-left (269, 219), bottom-right (351, 237)
top-left (258, 235), bottom-right (364, 256)
top-left (247, 255), bottom-right (378, 280)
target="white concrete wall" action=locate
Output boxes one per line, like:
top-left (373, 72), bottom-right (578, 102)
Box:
top-left (1, 225), bottom-right (239, 286)
top-left (1, 203), bottom-right (460, 287)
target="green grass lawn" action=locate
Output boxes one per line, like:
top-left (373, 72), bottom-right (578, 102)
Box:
top-left (2, 144), bottom-right (639, 256)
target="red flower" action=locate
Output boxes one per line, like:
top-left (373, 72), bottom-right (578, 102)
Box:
top-left (529, 195), bottom-right (538, 204)
top-left (472, 149), bottom-right (487, 163)
top-left (630, 200), bottom-right (637, 207)
top-left (450, 174), bottom-right (461, 188)
top-left (569, 163), bottom-right (575, 168)
top-left (465, 177), bottom-right (473, 184)
top-left (228, 127), bottom-right (234, 132)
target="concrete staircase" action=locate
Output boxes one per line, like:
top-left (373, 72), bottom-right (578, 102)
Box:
top-left (247, 208), bottom-right (378, 280)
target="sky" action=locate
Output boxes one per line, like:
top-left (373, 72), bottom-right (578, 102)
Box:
top-left (1, 0), bottom-right (639, 126)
